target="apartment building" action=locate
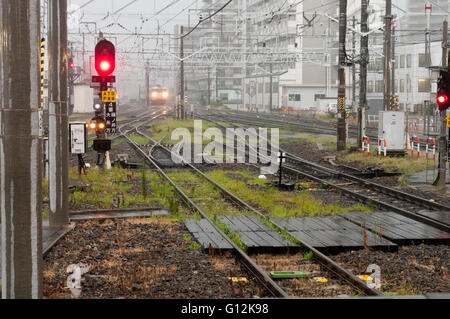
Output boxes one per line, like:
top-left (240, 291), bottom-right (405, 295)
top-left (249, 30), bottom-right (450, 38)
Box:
top-left (348, 0), bottom-right (448, 115)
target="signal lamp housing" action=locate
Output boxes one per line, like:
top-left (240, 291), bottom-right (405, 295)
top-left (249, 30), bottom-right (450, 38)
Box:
top-left (95, 39), bottom-right (115, 77)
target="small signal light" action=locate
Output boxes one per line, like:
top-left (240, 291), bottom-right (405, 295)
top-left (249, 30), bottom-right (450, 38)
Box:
top-left (89, 122), bottom-right (97, 130)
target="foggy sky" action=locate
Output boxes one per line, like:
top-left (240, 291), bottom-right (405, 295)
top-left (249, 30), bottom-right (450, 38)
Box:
top-left (67, 0), bottom-right (204, 99)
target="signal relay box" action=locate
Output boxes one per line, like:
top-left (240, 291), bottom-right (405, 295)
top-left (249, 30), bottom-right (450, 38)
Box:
top-left (378, 111), bottom-right (406, 153)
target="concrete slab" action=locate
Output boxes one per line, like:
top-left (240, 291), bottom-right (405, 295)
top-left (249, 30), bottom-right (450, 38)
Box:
top-left (217, 215), bottom-right (298, 253)
top-left (341, 211), bottom-right (450, 245)
top-left (407, 169), bottom-right (450, 185)
top-left (69, 209), bottom-right (170, 221)
top-left (272, 215), bottom-right (397, 252)
top-left (184, 219), bottom-right (234, 250)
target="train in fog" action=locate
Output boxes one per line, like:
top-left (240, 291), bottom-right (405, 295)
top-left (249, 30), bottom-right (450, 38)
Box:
top-left (149, 86), bottom-right (170, 105)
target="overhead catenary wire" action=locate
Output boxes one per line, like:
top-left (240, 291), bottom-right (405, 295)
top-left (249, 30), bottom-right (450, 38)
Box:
top-left (177, 0), bottom-right (233, 39)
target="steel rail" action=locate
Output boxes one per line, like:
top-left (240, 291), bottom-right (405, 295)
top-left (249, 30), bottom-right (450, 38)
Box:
top-left (118, 125), bottom-right (289, 298)
top-left (132, 126), bottom-right (382, 297)
top-left (209, 110), bottom-right (433, 149)
top-left (199, 115), bottom-right (450, 233)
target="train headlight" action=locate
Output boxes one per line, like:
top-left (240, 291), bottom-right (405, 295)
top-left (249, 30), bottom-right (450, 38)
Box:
top-left (152, 92), bottom-right (158, 98)
top-left (162, 91), bottom-right (168, 98)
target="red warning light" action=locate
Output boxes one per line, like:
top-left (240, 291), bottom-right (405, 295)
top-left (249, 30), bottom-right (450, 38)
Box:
top-left (95, 39), bottom-right (115, 77)
top-left (100, 61), bottom-right (111, 72)
top-left (437, 93), bottom-right (448, 105)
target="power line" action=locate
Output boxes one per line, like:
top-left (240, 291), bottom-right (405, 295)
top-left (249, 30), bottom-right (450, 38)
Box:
top-left (178, 0), bottom-right (233, 39)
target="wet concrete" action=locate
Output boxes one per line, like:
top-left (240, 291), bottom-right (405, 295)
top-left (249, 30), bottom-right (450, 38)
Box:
top-left (406, 169), bottom-right (450, 195)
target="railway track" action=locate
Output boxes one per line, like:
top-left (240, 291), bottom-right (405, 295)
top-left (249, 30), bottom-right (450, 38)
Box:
top-left (211, 109), bottom-right (437, 150)
top-left (115, 115), bottom-right (383, 297)
top-left (117, 124), bottom-right (288, 298)
top-left (200, 114), bottom-right (450, 234)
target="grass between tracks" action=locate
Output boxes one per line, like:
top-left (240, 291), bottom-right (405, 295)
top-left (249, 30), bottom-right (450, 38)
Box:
top-left (341, 151), bottom-right (438, 179)
top-left (68, 166), bottom-right (182, 214)
top-left (148, 118), bottom-right (216, 143)
top-left (167, 169), bottom-right (370, 219)
top-left (206, 170), bottom-right (370, 217)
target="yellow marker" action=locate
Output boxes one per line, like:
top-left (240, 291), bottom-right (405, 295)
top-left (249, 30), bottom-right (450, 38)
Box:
top-left (358, 275), bottom-right (374, 281)
top-left (447, 114), bottom-right (450, 127)
top-left (228, 277), bottom-right (249, 283)
top-left (313, 277), bottom-right (328, 283)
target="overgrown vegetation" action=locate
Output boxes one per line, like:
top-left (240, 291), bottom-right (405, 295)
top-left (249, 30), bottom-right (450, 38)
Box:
top-left (205, 170), bottom-right (370, 218)
top-left (68, 167), bottom-right (180, 213)
top-left (342, 151), bottom-right (438, 178)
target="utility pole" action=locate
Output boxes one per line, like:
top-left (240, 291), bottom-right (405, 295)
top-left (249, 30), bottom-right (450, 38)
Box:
top-left (180, 25), bottom-right (185, 120)
top-left (358, 0), bottom-right (369, 146)
top-left (425, 2), bottom-right (432, 68)
top-left (48, 0), bottom-right (69, 227)
top-left (391, 26), bottom-right (396, 99)
top-left (352, 16), bottom-right (356, 108)
top-left (337, 0), bottom-right (348, 151)
top-left (0, 0), bottom-right (43, 298)
top-left (269, 63), bottom-right (273, 111)
top-left (435, 20), bottom-right (448, 188)
top-left (383, 0), bottom-right (392, 111)
top-left (207, 66), bottom-right (211, 106)
top-left (145, 60), bottom-right (150, 107)
top-left (325, 18), bottom-right (331, 98)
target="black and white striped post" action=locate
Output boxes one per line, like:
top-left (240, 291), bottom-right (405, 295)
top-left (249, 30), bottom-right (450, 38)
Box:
top-left (0, 0), bottom-right (43, 298)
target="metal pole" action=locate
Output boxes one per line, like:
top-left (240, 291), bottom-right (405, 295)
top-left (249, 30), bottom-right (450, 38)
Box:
top-left (48, 0), bottom-right (69, 226)
top-left (425, 2), bottom-right (432, 68)
top-left (145, 61), bottom-right (150, 107)
top-left (337, 0), bottom-right (347, 151)
top-left (391, 26), bottom-right (396, 97)
top-left (352, 16), bottom-right (356, 108)
top-left (269, 63), bottom-right (273, 112)
top-left (325, 19), bottom-right (331, 97)
top-left (0, 0), bottom-right (43, 298)
top-left (180, 25), bottom-right (185, 120)
top-left (358, 0), bottom-right (369, 146)
top-left (207, 67), bottom-right (211, 106)
top-left (384, 0), bottom-right (392, 111)
top-left (435, 20), bottom-right (448, 188)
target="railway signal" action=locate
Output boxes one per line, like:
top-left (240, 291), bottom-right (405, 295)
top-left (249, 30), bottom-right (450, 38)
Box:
top-left (89, 116), bottom-right (106, 133)
top-left (68, 57), bottom-right (75, 70)
top-left (436, 70), bottom-right (450, 111)
top-left (95, 39), bottom-right (115, 77)
top-left (91, 34), bottom-right (117, 166)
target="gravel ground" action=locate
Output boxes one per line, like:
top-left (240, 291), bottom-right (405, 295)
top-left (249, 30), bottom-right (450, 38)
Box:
top-left (44, 218), bottom-right (267, 299)
top-left (332, 244), bottom-right (450, 295)
top-left (252, 253), bottom-right (358, 297)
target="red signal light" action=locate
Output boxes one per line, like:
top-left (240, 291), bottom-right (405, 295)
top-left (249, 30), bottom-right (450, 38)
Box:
top-left (437, 93), bottom-right (448, 105)
top-left (95, 39), bottom-right (115, 77)
top-left (100, 61), bottom-right (111, 72)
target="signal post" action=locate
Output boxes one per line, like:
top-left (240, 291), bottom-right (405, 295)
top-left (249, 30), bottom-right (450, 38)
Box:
top-left (435, 21), bottom-right (449, 188)
top-left (90, 35), bottom-right (116, 168)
